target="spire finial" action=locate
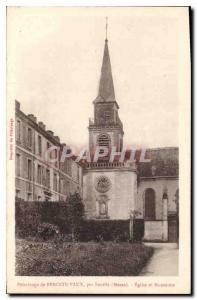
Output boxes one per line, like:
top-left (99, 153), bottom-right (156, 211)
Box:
top-left (105, 17), bottom-right (108, 41)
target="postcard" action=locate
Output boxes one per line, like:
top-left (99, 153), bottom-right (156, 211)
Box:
top-left (6, 6), bottom-right (191, 294)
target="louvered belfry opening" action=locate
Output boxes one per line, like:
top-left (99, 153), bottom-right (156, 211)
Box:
top-left (97, 133), bottom-right (111, 147)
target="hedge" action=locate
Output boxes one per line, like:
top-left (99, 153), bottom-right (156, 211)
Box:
top-left (15, 199), bottom-right (70, 238)
top-left (79, 219), bottom-right (144, 242)
top-left (15, 199), bottom-right (144, 242)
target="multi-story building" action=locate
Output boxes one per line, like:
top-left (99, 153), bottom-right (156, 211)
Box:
top-left (15, 100), bottom-right (82, 202)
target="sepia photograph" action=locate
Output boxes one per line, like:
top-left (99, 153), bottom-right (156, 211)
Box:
top-left (6, 6), bottom-right (191, 294)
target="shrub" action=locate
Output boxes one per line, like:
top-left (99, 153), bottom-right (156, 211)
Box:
top-left (66, 192), bottom-right (84, 241)
top-left (15, 196), bottom-right (84, 239)
top-left (15, 200), bottom-right (41, 238)
top-left (15, 200), bottom-right (68, 238)
top-left (79, 220), bottom-right (130, 242)
top-left (37, 223), bottom-right (60, 241)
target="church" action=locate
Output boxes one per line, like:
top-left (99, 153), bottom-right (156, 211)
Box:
top-left (15, 32), bottom-right (179, 243)
top-left (82, 35), bottom-right (179, 242)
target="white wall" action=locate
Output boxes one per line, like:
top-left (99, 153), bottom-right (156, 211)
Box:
top-left (83, 168), bottom-right (137, 219)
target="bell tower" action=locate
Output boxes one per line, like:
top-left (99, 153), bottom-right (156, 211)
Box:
top-left (83, 20), bottom-right (137, 222)
top-left (88, 27), bottom-right (124, 156)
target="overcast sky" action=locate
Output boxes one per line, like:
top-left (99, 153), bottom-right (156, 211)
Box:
top-left (7, 7), bottom-right (189, 149)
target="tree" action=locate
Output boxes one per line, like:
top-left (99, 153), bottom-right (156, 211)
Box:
top-left (66, 192), bottom-right (84, 241)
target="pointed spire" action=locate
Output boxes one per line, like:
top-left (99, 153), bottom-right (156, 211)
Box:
top-left (105, 16), bottom-right (108, 41)
top-left (95, 19), bottom-right (115, 103)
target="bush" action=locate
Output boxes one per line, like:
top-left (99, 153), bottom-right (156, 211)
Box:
top-left (16, 239), bottom-right (153, 276)
top-left (37, 223), bottom-right (60, 241)
top-left (133, 219), bottom-right (144, 242)
top-left (79, 219), bottom-right (145, 242)
top-left (15, 196), bottom-right (84, 240)
top-left (79, 220), bottom-right (130, 242)
top-left (15, 200), bottom-right (41, 238)
top-left (15, 200), bottom-right (69, 238)
top-left (66, 192), bottom-right (84, 241)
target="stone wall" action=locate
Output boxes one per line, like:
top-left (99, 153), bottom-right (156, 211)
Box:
top-left (144, 220), bottom-right (168, 241)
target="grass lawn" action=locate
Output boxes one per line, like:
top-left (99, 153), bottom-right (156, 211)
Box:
top-left (16, 238), bottom-right (153, 276)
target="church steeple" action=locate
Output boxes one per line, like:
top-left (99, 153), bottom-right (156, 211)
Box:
top-left (94, 19), bottom-right (116, 104)
top-left (97, 39), bottom-right (115, 102)
top-left (89, 22), bottom-right (124, 153)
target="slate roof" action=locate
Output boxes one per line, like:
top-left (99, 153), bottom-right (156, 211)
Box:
top-left (94, 39), bottom-right (115, 103)
top-left (137, 147), bottom-right (179, 178)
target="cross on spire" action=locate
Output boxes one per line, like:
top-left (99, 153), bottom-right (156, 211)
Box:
top-left (105, 17), bottom-right (108, 41)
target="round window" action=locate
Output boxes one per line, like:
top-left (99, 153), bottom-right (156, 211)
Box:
top-left (95, 176), bottom-right (111, 193)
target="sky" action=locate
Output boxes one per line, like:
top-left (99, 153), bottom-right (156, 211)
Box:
top-left (7, 7), bottom-right (188, 149)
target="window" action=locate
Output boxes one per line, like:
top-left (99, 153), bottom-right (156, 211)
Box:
top-left (38, 135), bottom-right (42, 155)
top-left (97, 133), bottom-right (110, 147)
top-left (104, 111), bottom-right (111, 123)
top-left (42, 167), bottom-right (46, 185)
top-left (16, 153), bottom-right (20, 177)
top-left (47, 142), bottom-right (50, 149)
top-left (53, 172), bottom-right (58, 192)
top-left (51, 148), bottom-right (58, 167)
top-left (16, 120), bottom-right (21, 141)
top-left (23, 125), bottom-right (26, 146)
top-left (27, 128), bottom-right (32, 148)
top-left (37, 164), bottom-right (42, 184)
top-left (27, 192), bottom-right (32, 201)
top-left (65, 159), bottom-right (71, 175)
top-left (16, 189), bottom-right (20, 199)
top-left (144, 188), bottom-right (156, 220)
top-left (54, 149), bottom-right (58, 167)
top-left (60, 179), bottom-right (65, 194)
top-left (66, 180), bottom-right (70, 195)
top-left (46, 169), bottom-right (50, 188)
top-left (104, 111), bottom-right (111, 118)
top-left (27, 159), bottom-right (32, 180)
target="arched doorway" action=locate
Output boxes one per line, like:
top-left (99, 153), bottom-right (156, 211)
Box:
top-left (144, 188), bottom-right (156, 220)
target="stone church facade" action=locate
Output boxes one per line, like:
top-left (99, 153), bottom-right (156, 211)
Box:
top-left (15, 36), bottom-right (179, 242)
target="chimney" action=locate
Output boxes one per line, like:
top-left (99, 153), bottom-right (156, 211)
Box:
top-left (15, 100), bottom-right (20, 110)
top-left (61, 143), bottom-right (66, 149)
top-left (46, 130), bottom-right (54, 136)
top-left (28, 114), bottom-right (37, 123)
top-left (54, 136), bottom-right (60, 143)
top-left (38, 121), bottom-right (46, 130)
